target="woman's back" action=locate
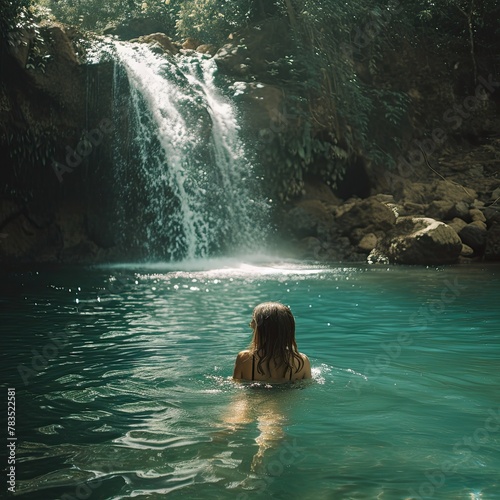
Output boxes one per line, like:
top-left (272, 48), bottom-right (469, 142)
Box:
top-left (232, 302), bottom-right (311, 383)
top-left (233, 350), bottom-right (311, 383)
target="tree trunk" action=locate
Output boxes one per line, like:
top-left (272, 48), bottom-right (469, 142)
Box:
top-left (283, 0), bottom-right (298, 29)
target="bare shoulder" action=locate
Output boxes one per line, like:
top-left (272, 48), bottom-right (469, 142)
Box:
top-left (233, 350), bottom-right (252, 380)
top-left (298, 352), bottom-right (312, 378)
top-left (299, 352), bottom-right (310, 363)
top-left (236, 350), bottom-right (252, 361)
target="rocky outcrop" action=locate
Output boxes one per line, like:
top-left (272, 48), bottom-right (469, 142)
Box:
top-left (485, 222), bottom-right (500, 260)
top-left (284, 200), bottom-right (334, 241)
top-left (0, 200), bottom-right (103, 263)
top-left (0, 22), bottom-right (116, 264)
top-left (231, 81), bottom-right (284, 135)
top-left (103, 16), bottom-right (166, 40)
top-left (129, 33), bottom-right (179, 55)
top-left (196, 44), bottom-right (218, 56)
top-left (336, 197), bottom-right (396, 239)
top-left (370, 217), bottom-right (463, 265)
top-left (214, 43), bottom-right (251, 76)
top-left (182, 37), bottom-right (202, 50)
top-left (212, 19), bottom-right (291, 79)
top-left (458, 221), bottom-right (488, 254)
top-left (285, 172), bottom-right (500, 265)
top-left (1, 15), bottom-right (499, 265)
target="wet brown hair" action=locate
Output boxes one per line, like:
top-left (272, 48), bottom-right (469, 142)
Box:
top-left (249, 302), bottom-right (304, 377)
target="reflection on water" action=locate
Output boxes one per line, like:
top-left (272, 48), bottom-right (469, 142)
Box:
top-left (219, 383), bottom-right (310, 473)
top-left (1, 260), bottom-right (500, 499)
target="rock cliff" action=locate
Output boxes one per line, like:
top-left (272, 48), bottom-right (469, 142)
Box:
top-left (1, 19), bottom-right (499, 265)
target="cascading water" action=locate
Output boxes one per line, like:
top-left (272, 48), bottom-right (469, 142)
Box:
top-left (110, 41), bottom-right (268, 261)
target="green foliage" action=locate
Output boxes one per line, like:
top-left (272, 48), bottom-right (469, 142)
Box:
top-left (26, 26), bottom-right (52, 72)
top-left (416, 0), bottom-right (499, 39)
top-left (0, 0), bottom-right (32, 37)
top-left (175, 0), bottom-right (276, 44)
top-left (1, 0), bottom-right (52, 74)
top-left (0, 0), bottom-right (34, 51)
top-left (404, 0), bottom-right (500, 84)
top-left (37, 0), bottom-right (179, 32)
top-left (4, 125), bottom-right (57, 169)
top-left (9, 0), bottom-right (495, 203)
top-left (34, 0), bottom-right (281, 41)
top-left (255, 0), bottom-right (412, 200)
top-left (1, 119), bottom-right (58, 203)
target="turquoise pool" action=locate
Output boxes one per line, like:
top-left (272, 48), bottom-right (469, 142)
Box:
top-left (2, 260), bottom-right (499, 499)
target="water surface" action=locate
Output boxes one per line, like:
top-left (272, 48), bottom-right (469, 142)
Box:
top-left (1, 260), bottom-right (499, 499)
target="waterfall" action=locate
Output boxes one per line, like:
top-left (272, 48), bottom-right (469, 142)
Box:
top-left (110, 42), bottom-right (267, 261)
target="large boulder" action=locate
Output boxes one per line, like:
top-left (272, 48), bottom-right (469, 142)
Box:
top-left (214, 43), bottom-right (249, 73)
top-left (103, 16), bottom-right (166, 39)
top-left (182, 37), bottom-right (202, 50)
top-left (458, 221), bottom-right (488, 255)
top-left (400, 180), bottom-right (477, 205)
top-left (11, 23), bottom-right (85, 122)
top-left (196, 44), bottom-right (218, 56)
top-left (426, 200), bottom-right (455, 220)
top-left (130, 33), bottom-right (179, 55)
top-left (484, 207), bottom-right (500, 227)
top-left (230, 81), bottom-right (284, 136)
top-left (6, 27), bottom-right (35, 68)
top-left (372, 216), bottom-right (463, 265)
top-left (285, 200), bottom-right (334, 240)
top-left (485, 222), bottom-right (500, 260)
top-left (434, 180), bottom-right (477, 205)
top-left (213, 18), bottom-right (291, 79)
top-left (358, 233), bottom-right (378, 253)
top-left (336, 197), bottom-right (396, 236)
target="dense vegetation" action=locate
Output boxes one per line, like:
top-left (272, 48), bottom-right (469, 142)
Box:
top-left (2, 0), bottom-right (499, 200)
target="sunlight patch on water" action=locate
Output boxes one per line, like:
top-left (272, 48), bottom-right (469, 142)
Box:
top-left (97, 258), bottom-right (367, 287)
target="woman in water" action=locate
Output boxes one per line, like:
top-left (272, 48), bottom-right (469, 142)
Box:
top-left (233, 302), bottom-right (311, 382)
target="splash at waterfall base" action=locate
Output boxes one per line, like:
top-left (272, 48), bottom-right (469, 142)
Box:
top-left (0, 22), bottom-right (499, 265)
